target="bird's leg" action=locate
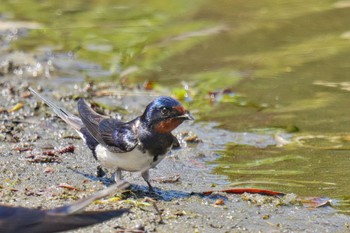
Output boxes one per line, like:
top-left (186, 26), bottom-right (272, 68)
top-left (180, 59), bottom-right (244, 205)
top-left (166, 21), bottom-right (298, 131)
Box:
top-left (96, 165), bottom-right (106, 178)
top-left (141, 170), bottom-right (154, 191)
top-left (114, 168), bottom-right (130, 187)
top-left (114, 168), bottom-right (123, 183)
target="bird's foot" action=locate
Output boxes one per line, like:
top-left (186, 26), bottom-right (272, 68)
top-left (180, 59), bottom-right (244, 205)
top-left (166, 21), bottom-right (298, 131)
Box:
top-left (96, 165), bottom-right (106, 178)
top-left (146, 180), bottom-right (154, 192)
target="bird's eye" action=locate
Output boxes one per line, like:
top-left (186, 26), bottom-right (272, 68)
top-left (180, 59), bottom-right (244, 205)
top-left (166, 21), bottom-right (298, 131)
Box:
top-left (160, 107), bottom-right (169, 116)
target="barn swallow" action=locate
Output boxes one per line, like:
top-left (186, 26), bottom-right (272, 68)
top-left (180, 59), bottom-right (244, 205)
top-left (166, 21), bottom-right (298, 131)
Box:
top-left (29, 88), bottom-right (193, 190)
top-left (0, 181), bottom-right (129, 233)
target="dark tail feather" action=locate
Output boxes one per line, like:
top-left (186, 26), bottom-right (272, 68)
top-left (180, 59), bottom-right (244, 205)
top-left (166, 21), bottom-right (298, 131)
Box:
top-left (24, 209), bottom-right (129, 233)
top-left (37, 209), bottom-right (129, 233)
top-left (0, 206), bottom-right (128, 233)
top-left (0, 182), bottom-right (130, 233)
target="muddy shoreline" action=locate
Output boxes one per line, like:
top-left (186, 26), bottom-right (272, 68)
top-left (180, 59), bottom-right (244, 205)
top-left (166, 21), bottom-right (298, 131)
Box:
top-left (0, 27), bottom-right (350, 232)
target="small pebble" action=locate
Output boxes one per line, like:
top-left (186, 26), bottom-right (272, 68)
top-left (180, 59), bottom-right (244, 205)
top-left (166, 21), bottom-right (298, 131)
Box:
top-left (43, 166), bottom-right (54, 173)
top-left (215, 198), bottom-right (225, 205)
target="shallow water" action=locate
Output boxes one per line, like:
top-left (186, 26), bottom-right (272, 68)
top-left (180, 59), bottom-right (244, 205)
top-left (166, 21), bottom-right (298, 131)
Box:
top-left (2, 0), bottom-right (350, 212)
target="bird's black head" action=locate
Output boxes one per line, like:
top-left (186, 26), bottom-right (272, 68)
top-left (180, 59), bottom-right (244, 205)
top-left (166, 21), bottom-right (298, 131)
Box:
top-left (141, 96), bottom-right (193, 133)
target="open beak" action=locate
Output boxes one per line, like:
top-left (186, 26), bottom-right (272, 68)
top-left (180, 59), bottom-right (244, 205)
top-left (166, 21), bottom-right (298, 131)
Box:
top-left (177, 111), bottom-right (194, 121)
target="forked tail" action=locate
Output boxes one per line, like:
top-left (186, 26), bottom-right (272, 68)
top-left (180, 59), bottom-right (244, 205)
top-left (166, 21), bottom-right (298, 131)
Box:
top-left (29, 87), bottom-right (84, 131)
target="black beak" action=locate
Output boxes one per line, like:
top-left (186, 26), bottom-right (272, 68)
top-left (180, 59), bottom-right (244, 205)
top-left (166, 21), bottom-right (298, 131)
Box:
top-left (177, 111), bottom-right (194, 120)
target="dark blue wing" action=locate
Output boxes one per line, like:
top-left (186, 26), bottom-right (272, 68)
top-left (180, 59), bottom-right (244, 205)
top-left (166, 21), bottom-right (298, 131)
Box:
top-left (77, 99), bottom-right (137, 153)
top-left (99, 118), bottom-right (138, 152)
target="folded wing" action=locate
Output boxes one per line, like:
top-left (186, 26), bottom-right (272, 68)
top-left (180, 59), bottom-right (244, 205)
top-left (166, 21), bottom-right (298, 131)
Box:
top-left (77, 99), bottom-right (138, 153)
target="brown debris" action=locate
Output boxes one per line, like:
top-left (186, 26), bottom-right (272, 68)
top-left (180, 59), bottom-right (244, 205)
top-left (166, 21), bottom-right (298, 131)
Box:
top-left (27, 155), bottom-right (61, 163)
top-left (42, 145), bottom-right (75, 156)
top-left (180, 131), bottom-right (202, 143)
top-left (26, 145), bottom-right (75, 163)
top-left (21, 91), bottom-right (32, 98)
top-left (43, 166), bottom-right (54, 173)
top-left (56, 145), bottom-right (75, 154)
top-left (143, 80), bottom-right (155, 90)
top-left (214, 198), bottom-right (225, 205)
top-left (303, 197), bottom-right (333, 208)
top-left (152, 174), bottom-right (180, 183)
top-left (115, 226), bottom-right (146, 233)
top-left (58, 183), bottom-right (80, 191)
top-left (13, 147), bottom-right (33, 153)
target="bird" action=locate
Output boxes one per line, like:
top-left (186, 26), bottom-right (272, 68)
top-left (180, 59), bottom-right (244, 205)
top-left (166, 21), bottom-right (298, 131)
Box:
top-left (0, 205), bottom-right (128, 233)
top-left (0, 181), bottom-right (129, 233)
top-left (29, 88), bottom-right (193, 190)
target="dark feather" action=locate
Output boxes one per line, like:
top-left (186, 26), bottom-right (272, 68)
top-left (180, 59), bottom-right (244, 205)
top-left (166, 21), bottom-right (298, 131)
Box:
top-left (0, 182), bottom-right (130, 233)
top-left (172, 135), bottom-right (180, 148)
top-left (77, 99), bottom-right (137, 153)
top-left (0, 206), bottom-right (128, 233)
top-left (137, 126), bottom-right (174, 156)
top-left (99, 119), bottom-right (138, 151)
top-left (77, 99), bottom-right (107, 142)
top-left (80, 127), bottom-right (99, 150)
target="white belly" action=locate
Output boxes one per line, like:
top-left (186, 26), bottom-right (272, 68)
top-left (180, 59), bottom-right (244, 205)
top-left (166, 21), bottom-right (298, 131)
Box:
top-left (95, 144), bottom-right (166, 172)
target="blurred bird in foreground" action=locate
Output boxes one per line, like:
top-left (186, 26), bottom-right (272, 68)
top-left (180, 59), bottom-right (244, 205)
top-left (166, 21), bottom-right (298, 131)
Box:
top-left (0, 182), bottom-right (129, 233)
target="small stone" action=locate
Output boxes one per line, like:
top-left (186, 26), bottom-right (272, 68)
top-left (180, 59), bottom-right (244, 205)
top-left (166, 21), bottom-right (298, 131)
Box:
top-left (22, 91), bottom-right (32, 98)
top-left (215, 198), bottom-right (225, 205)
top-left (43, 166), bottom-right (54, 173)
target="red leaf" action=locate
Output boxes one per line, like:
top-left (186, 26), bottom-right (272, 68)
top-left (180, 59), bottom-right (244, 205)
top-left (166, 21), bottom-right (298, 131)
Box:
top-left (202, 188), bottom-right (285, 196)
